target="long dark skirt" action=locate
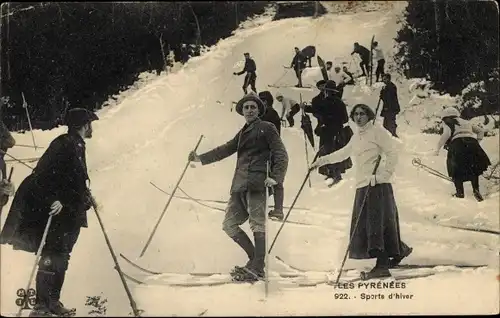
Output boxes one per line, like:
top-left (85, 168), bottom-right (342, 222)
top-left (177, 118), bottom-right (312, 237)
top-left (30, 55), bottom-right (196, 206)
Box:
top-left (348, 183), bottom-right (411, 259)
top-left (447, 137), bottom-right (491, 181)
top-left (318, 126), bottom-right (353, 177)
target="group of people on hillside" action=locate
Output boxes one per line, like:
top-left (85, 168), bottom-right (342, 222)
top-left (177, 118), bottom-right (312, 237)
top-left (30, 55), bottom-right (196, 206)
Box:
top-left (0, 38), bottom-right (494, 315)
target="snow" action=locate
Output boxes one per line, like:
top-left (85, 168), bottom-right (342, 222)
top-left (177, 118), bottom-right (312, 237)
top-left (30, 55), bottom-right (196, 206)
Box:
top-left (2, 4), bottom-right (499, 317)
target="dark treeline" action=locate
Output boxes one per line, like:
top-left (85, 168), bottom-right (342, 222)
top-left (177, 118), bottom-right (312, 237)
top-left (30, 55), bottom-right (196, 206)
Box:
top-left (394, 0), bottom-right (499, 118)
top-left (0, 2), bottom-right (270, 131)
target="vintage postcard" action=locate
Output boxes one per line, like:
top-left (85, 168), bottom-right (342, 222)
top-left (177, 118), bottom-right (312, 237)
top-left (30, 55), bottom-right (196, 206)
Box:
top-left (1, 1), bottom-right (498, 316)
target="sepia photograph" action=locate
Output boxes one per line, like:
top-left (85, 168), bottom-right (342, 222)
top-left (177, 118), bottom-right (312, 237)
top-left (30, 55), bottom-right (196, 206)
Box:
top-left (1, 1), bottom-right (499, 316)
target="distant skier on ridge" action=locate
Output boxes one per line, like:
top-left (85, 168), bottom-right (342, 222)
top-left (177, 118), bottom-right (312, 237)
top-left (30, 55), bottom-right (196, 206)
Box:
top-left (233, 52), bottom-right (257, 95)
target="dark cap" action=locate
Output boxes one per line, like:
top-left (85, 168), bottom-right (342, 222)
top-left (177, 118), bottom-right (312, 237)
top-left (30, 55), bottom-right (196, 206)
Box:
top-left (65, 108), bottom-right (99, 128)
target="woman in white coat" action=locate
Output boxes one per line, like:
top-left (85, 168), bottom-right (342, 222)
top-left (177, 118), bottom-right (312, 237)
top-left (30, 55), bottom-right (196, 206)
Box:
top-left (310, 103), bottom-right (412, 279)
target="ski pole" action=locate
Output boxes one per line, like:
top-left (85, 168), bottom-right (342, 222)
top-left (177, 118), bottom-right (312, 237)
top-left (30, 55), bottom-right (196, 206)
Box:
top-left (92, 201), bottom-right (141, 317)
top-left (372, 97), bottom-right (382, 124)
top-left (334, 155), bottom-right (382, 286)
top-left (139, 135), bottom-right (204, 257)
top-left (21, 92), bottom-right (38, 151)
top-left (264, 161), bottom-right (270, 298)
top-left (299, 93), bottom-right (312, 188)
top-left (16, 215), bottom-right (53, 317)
top-left (268, 148), bottom-right (323, 254)
top-left (0, 150), bottom-right (35, 170)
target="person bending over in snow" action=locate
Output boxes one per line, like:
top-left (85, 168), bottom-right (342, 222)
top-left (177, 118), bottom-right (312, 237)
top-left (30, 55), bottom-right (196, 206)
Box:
top-left (301, 45), bottom-right (316, 68)
top-left (342, 66), bottom-right (355, 85)
top-left (434, 107), bottom-right (491, 202)
top-left (258, 91), bottom-right (285, 221)
top-left (276, 92), bottom-right (300, 128)
top-left (351, 42), bottom-right (370, 77)
top-left (189, 93), bottom-right (288, 282)
top-left (310, 103), bottom-right (412, 279)
top-left (234, 52), bottom-right (257, 95)
top-left (0, 108), bottom-right (99, 316)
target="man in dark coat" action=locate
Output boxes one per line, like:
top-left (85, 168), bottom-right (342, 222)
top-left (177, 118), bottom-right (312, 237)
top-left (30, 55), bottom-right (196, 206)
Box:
top-left (258, 91), bottom-right (285, 221)
top-left (189, 93), bottom-right (288, 282)
top-left (351, 42), bottom-right (370, 77)
top-left (301, 80), bottom-right (352, 186)
top-left (234, 52), bottom-right (257, 95)
top-left (290, 47), bottom-right (307, 87)
top-left (0, 118), bottom-right (16, 209)
top-left (0, 108), bottom-right (98, 316)
top-left (379, 74), bottom-right (401, 137)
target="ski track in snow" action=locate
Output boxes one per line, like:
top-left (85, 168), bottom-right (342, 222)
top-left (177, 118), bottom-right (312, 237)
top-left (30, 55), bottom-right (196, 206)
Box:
top-left (2, 4), bottom-right (499, 317)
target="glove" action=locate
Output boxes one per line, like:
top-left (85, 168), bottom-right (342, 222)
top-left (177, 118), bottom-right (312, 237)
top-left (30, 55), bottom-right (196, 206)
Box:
top-left (264, 177), bottom-right (278, 187)
top-left (0, 180), bottom-right (15, 196)
top-left (188, 151), bottom-right (201, 162)
top-left (369, 174), bottom-right (377, 186)
top-left (49, 200), bottom-right (63, 216)
top-left (310, 157), bottom-right (325, 170)
top-left (233, 72), bottom-right (237, 75)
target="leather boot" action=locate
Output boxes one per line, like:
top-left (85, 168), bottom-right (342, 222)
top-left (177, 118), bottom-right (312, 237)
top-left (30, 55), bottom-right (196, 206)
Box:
top-left (230, 228), bottom-right (254, 273)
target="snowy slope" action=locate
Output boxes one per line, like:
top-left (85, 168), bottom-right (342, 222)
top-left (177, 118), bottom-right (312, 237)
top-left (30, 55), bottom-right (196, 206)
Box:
top-left (2, 4), bottom-right (499, 317)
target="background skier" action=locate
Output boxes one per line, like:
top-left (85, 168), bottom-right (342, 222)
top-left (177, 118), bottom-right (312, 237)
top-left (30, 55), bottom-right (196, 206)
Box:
top-left (258, 91), bottom-right (285, 220)
top-left (379, 74), bottom-right (401, 137)
top-left (301, 80), bottom-right (352, 186)
top-left (301, 45), bottom-right (316, 68)
top-left (275, 92), bottom-right (300, 128)
top-left (434, 107), bottom-right (491, 202)
top-left (310, 103), bottom-right (412, 279)
top-left (188, 93), bottom-right (288, 282)
top-left (350, 42), bottom-right (370, 77)
top-left (234, 52), bottom-right (257, 94)
top-left (330, 66), bottom-right (353, 99)
top-left (372, 41), bottom-right (385, 82)
top-left (342, 66), bottom-right (355, 85)
top-left (290, 47), bottom-right (307, 88)
top-left (0, 108), bottom-right (99, 316)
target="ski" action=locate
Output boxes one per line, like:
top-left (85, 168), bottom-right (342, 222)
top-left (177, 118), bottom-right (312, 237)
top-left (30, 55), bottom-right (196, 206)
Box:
top-left (149, 181), bottom-right (310, 211)
top-left (317, 55), bottom-right (329, 81)
top-left (267, 84), bottom-right (313, 89)
top-left (368, 35), bottom-right (375, 85)
top-left (330, 271), bottom-right (437, 286)
top-left (121, 270), bottom-right (327, 288)
top-left (120, 253), bottom-right (303, 278)
top-left (436, 223), bottom-right (500, 235)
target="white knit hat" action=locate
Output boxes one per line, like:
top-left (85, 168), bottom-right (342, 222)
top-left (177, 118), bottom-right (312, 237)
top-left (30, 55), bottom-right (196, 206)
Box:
top-left (441, 107), bottom-right (460, 118)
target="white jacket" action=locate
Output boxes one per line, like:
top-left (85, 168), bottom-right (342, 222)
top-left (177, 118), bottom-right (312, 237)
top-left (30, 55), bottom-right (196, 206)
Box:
top-left (436, 118), bottom-right (484, 151)
top-left (330, 71), bottom-right (353, 86)
top-left (373, 48), bottom-right (385, 61)
top-left (315, 122), bottom-right (402, 189)
top-left (278, 96), bottom-right (299, 119)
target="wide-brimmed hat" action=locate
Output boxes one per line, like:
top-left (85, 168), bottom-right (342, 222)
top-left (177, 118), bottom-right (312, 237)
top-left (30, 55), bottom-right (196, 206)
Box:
top-left (65, 108), bottom-right (99, 128)
top-left (235, 93), bottom-right (266, 116)
top-left (258, 91), bottom-right (274, 107)
top-left (316, 79), bottom-right (338, 92)
top-left (441, 107), bottom-right (460, 118)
